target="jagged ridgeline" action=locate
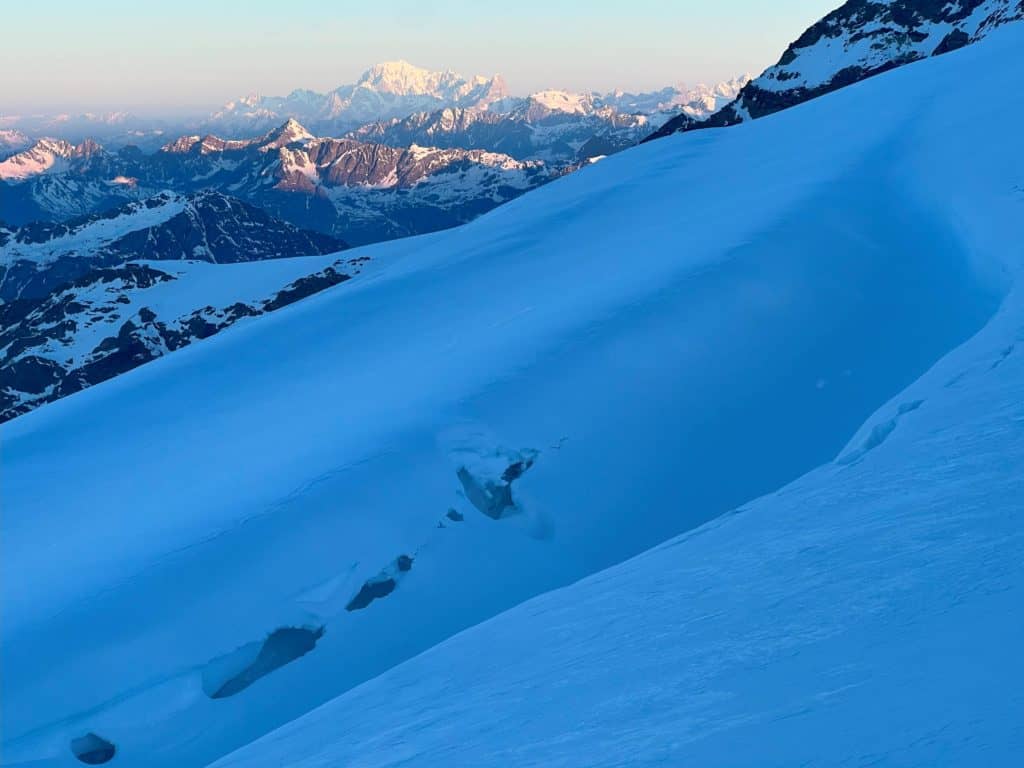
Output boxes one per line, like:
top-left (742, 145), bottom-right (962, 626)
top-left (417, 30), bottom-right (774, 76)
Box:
top-left (649, 0), bottom-right (1024, 139)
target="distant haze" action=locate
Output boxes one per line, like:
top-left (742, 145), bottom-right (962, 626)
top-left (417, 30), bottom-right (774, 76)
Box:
top-left (0, 0), bottom-right (838, 114)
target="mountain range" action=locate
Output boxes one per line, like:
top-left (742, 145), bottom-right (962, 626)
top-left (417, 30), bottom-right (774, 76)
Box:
top-left (200, 61), bottom-right (748, 141)
top-left (0, 120), bottom-right (551, 244)
top-left (1, 62), bottom-right (749, 149)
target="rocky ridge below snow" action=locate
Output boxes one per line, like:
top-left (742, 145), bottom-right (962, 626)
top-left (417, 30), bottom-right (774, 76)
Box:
top-left (650, 0), bottom-right (1024, 138)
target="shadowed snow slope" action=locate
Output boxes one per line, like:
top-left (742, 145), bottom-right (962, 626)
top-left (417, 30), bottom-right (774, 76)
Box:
top-left (210, 27), bottom-right (1024, 768)
top-left (3, 23), bottom-right (1022, 768)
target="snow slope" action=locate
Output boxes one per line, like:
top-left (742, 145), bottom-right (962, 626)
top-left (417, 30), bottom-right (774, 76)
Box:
top-left (2, 21), bottom-right (1022, 768)
top-left (212, 27), bottom-right (1024, 767)
top-left (0, 252), bottom-right (361, 423)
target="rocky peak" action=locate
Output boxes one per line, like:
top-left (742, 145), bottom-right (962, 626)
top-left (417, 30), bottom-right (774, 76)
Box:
top-left (259, 118), bottom-right (315, 151)
top-left (72, 139), bottom-right (106, 158)
top-left (161, 135), bottom-right (203, 153)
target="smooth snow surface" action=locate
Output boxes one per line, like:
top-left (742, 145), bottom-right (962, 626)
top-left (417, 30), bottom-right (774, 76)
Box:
top-left (3, 22), bottom-right (1023, 768)
top-left (210, 27), bottom-right (1024, 768)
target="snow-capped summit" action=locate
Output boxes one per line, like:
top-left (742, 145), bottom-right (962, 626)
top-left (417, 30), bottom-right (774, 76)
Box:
top-left (596, 75), bottom-right (752, 118)
top-left (209, 63), bottom-right (508, 136)
top-left (258, 118), bottom-right (315, 151)
top-left (0, 128), bottom-right (32, 159)
top-left (355, 60), bottom-right (506, 103)
top-left (0, 137), bottom-right (107, 181)
top-left (524, 89), bottom-right (596, 116)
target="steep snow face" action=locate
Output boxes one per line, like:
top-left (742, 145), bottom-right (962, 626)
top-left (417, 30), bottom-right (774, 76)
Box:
top-left (651, 0), bottom-right (1024, 138)
top-left (3, 19), bottom-right (1020, 768)
top-left (355, 60), bottom-right (502, 102)
top-left (209, 26), bottom-right (1024, 767)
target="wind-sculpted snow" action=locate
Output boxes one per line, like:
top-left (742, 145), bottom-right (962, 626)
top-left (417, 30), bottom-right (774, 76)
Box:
top-left (3, 19), bottom-right (1022, 768)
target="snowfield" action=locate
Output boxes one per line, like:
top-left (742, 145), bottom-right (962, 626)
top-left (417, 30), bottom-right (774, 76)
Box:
top-left (3, 19), bottom-right (1024, 768)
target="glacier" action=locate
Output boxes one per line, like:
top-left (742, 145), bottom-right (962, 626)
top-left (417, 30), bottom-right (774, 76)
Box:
top-left (2, 18), bottom-right (1023, 768)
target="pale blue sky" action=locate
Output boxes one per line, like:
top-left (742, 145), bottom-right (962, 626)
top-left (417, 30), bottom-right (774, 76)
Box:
top-left (1, 0), bottom-right (839, 114)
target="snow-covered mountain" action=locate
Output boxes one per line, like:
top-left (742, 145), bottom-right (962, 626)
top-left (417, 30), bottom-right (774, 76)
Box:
top-left (0, 189), bottom-right (343, 301)
top-left (210, 60), bottom-right (509, 135)
top-left (0, 128), bottom-right (32, 159)
top-left (3, 11), bottom-right (1022, 768)
top-left (346, 99), bottom-right (655, 163)
top-left (0, 138), bottom-right (148, 222)
top-left (0, 190), bottom-right (346, 421)
top-left (0, 121), bottom-right (552, 244)
top-left (596, 75), bottom-right (751, 118)
top-left (651, 0), bottom-right (1024, 138)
